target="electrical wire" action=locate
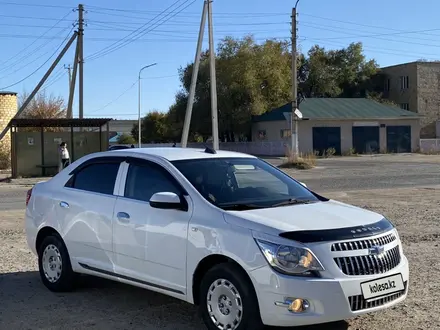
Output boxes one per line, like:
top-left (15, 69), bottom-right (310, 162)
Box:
top-left (88, 80), bottom-right (138, 114)
top-left (0, 25), bottom-right (72, 78)
top-left (0, 1), bottom-right (73, 9)
top-left (86, 0), bottom-right (198, 62)
top-left (302, 37), bottom-right (440, 60)
top-left (0, 10), bottom-right (74, 67)
top-left (0, 27), bottom-right (75, 90)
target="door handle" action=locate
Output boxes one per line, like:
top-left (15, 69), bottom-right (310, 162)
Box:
top-left (59, 201), bottom-right (69, 208)
top-left (117, 212), bottom-right (130, 223)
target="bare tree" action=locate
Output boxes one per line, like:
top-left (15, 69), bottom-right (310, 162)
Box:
top-left (18, 91), bottom-right (67, 132)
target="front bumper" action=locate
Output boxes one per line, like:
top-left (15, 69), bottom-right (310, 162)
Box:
top-left (250, 254), bottom-right (409, 327)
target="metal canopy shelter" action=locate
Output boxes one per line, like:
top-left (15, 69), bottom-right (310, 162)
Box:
top-left (7, 118), bottom-right (112, 178)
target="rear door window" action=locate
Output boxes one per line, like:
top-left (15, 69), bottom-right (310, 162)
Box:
top-left (69, 162), bottom-right (121, 195)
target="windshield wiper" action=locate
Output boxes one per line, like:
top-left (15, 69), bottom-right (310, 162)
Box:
top-left (220, 203), bottom-right (267, 211)
top-left (270, 199), bottom-right (317, 208)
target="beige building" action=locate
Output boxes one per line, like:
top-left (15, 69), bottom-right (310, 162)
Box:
top-left (252, 98), bottom-right (420, 155)
top-left (381, 61), bottom-right (440, 138)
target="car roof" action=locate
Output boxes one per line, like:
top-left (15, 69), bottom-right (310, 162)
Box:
top-left (106, 147), bottom-right (256, 161)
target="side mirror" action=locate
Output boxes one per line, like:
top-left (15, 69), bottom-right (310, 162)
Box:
top-left (299, 181), bottom-right (307, 188)
top-left (149, 192), bottom-right (187, 211)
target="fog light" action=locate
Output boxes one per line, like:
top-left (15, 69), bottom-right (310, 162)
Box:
top-left (287, 298), bottom-right (309, 313)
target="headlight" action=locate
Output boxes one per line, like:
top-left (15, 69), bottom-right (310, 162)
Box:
top-left (254, 238), bottom-right (324, 276)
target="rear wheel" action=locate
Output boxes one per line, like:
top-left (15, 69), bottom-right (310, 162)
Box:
top-left (199, 263), bottom-right (264, 330)
top-left (38, 235), bottom-right (77, 292)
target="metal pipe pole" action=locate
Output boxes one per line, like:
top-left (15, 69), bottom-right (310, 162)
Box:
top-left (138, 63), bottom-right (157, 148)
top-left (291, 1), bottom-right (299, 155)
top-left (207, 0), bottom-right (219, 150)
top-left (181, 0), bottom-right (208, 148)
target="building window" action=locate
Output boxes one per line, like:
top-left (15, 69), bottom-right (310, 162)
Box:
top-left (384, 78), bottom-right (390, 91)
top-left (400, 76), bottom-right (409, 89)
top-left (257, 130), bottom-right (266, 140)
top-left (280, 129), bottom-right (291, 138)
top-left (400, 103), bottom-right (409, 110)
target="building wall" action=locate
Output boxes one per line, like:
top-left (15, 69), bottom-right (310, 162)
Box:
top-left (381, 62), bottom-right (418, 115)
top-left (416, 63), bottom-right (440, 137)
top-left (0, 92), bottom-right (18, 168)
top-left (381, 62), bottom-right (440, 138)
top-left (437, 120), bottom-right (440, 138)
top-left (252, 119), bottom-right (420, 154)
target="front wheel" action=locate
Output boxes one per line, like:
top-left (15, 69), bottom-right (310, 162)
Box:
top-left (199, 263), bottom-right (264, 330)
top-left (38, 235), bottom-right (77, 292)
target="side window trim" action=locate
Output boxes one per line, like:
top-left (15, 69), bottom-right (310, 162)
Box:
top-left (115, 161), bottom-right (129, 197)
top-left (114, 161), bottom-right (129, 196)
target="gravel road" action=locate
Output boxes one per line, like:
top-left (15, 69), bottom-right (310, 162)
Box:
top-left (0, 155), bottom-right (439, 329)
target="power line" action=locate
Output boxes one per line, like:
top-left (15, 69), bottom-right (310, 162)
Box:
top-left (88, 80), bottom-right (138, 114)
top-left (0, 25), bottom-right (72, 78)
top-left (0, 33), bottom-right (290, 43)
top-left (0, 10), bottom-right (73, 67)
top-left (300, 23), bottom-right (440, 49)
top-left (302, 37), bottom-right (440, 60)
top-left (0, 27), bottom-right (75, 90)
top-left (86, 0), bottom-right (198, 62)
top-left (0, 1), bottom-right (73, 9)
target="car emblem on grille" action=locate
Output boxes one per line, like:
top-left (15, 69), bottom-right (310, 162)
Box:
top-left (369, 245), bottom-right (385, 256)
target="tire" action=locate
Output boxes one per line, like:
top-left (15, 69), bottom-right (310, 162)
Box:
top-left (199, 263), bottom-right (264, 330)
top-left (38, 234), bottom-right (77, 292)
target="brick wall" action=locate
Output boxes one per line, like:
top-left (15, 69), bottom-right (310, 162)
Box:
top-left (416, 63), bottom-right (440, 138)
top-left (0, 92), bottom-right (18, 168)
top-left (381, 62), bottom-right (440, 138)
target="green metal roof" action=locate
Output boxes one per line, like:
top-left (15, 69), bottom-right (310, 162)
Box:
top-left (252, 98), bottom-right (421, 122)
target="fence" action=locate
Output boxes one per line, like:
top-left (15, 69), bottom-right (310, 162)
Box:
top-left (137, 141), bottom-right (290, 156)
top-left (420, 139), bottom-right (440, 153)
top-left (114, 139), bottom-right (440, 156)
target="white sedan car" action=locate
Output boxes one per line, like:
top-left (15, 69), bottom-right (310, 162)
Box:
top-left (25, 147), bottom-right (408, 330)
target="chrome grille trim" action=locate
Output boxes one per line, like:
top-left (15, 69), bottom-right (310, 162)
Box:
top-left (348, 281), bottom-right (407, 312)
top-left (331, 233), bottom-right (396, 251)
top-left (334, 245), bottom-right (401, 276)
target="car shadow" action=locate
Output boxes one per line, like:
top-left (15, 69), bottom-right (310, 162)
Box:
top-left (0, 271), bottom-right (349, 330)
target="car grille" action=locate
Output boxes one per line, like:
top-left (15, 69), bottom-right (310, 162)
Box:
top-left (334, 245), bottom-right (401, 276)
top-left (331, 233), bottom-right (396, 251)
top-left (348, 281), bottom-right (407, 312)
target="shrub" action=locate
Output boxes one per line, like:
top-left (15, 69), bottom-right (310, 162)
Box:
top-left (279, 150), bottom-right (316, 170)
top-left (117, 134), bottom-right (136, 145)
top-left (325, 147), bottom-right (336, 158)
top-left (0, 147), bottom-right (11, 170)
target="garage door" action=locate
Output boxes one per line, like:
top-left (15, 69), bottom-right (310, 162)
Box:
top-left (386, 126), bottom-right (411, 153)
top-left (312, 127), bottom-right (341, 156)
top-left (352, 126), bottom-right (380, 154)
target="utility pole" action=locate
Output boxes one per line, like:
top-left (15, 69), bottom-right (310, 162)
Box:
top-left (181, 0), bottom-right (207, 148)
top-left (64, 64), bottom-right (73, 118)
top-left (78, 4), bottom-right (84, 119)
top-left (291, 1), bottom-right (300, 155)
top-left (207, 0), bottom-right (219, 150)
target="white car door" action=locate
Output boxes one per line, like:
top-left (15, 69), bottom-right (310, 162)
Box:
top-left (112, 158), bottom-right (193, 296)
top-left (56, 156), bottom-right (125, 272)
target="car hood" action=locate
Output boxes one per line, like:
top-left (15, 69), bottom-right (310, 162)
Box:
top-left (223, 200), bottom-right (384, 234)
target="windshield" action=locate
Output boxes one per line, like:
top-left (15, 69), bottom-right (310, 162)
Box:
top-left (172, 157), bottom-right (325, 210)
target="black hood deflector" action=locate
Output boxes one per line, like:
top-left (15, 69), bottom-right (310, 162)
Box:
top-left (279, 218), bottom-right (394, 243)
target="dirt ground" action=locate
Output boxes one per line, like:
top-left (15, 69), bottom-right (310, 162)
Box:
top-left (0, 186), bottom-right (439, 330)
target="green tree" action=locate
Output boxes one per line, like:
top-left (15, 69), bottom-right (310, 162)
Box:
top-left (166, 38), bottom-right (382, 141)
top-left (171, 36), bottom-right (293, 141)
top-left (117, 133), bottom-right (136, 145)
top-left (131, 111), bottom-right (171, 143)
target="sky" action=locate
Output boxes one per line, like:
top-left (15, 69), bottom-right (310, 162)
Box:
top-left (0, 0), bottom-right (439, 120)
